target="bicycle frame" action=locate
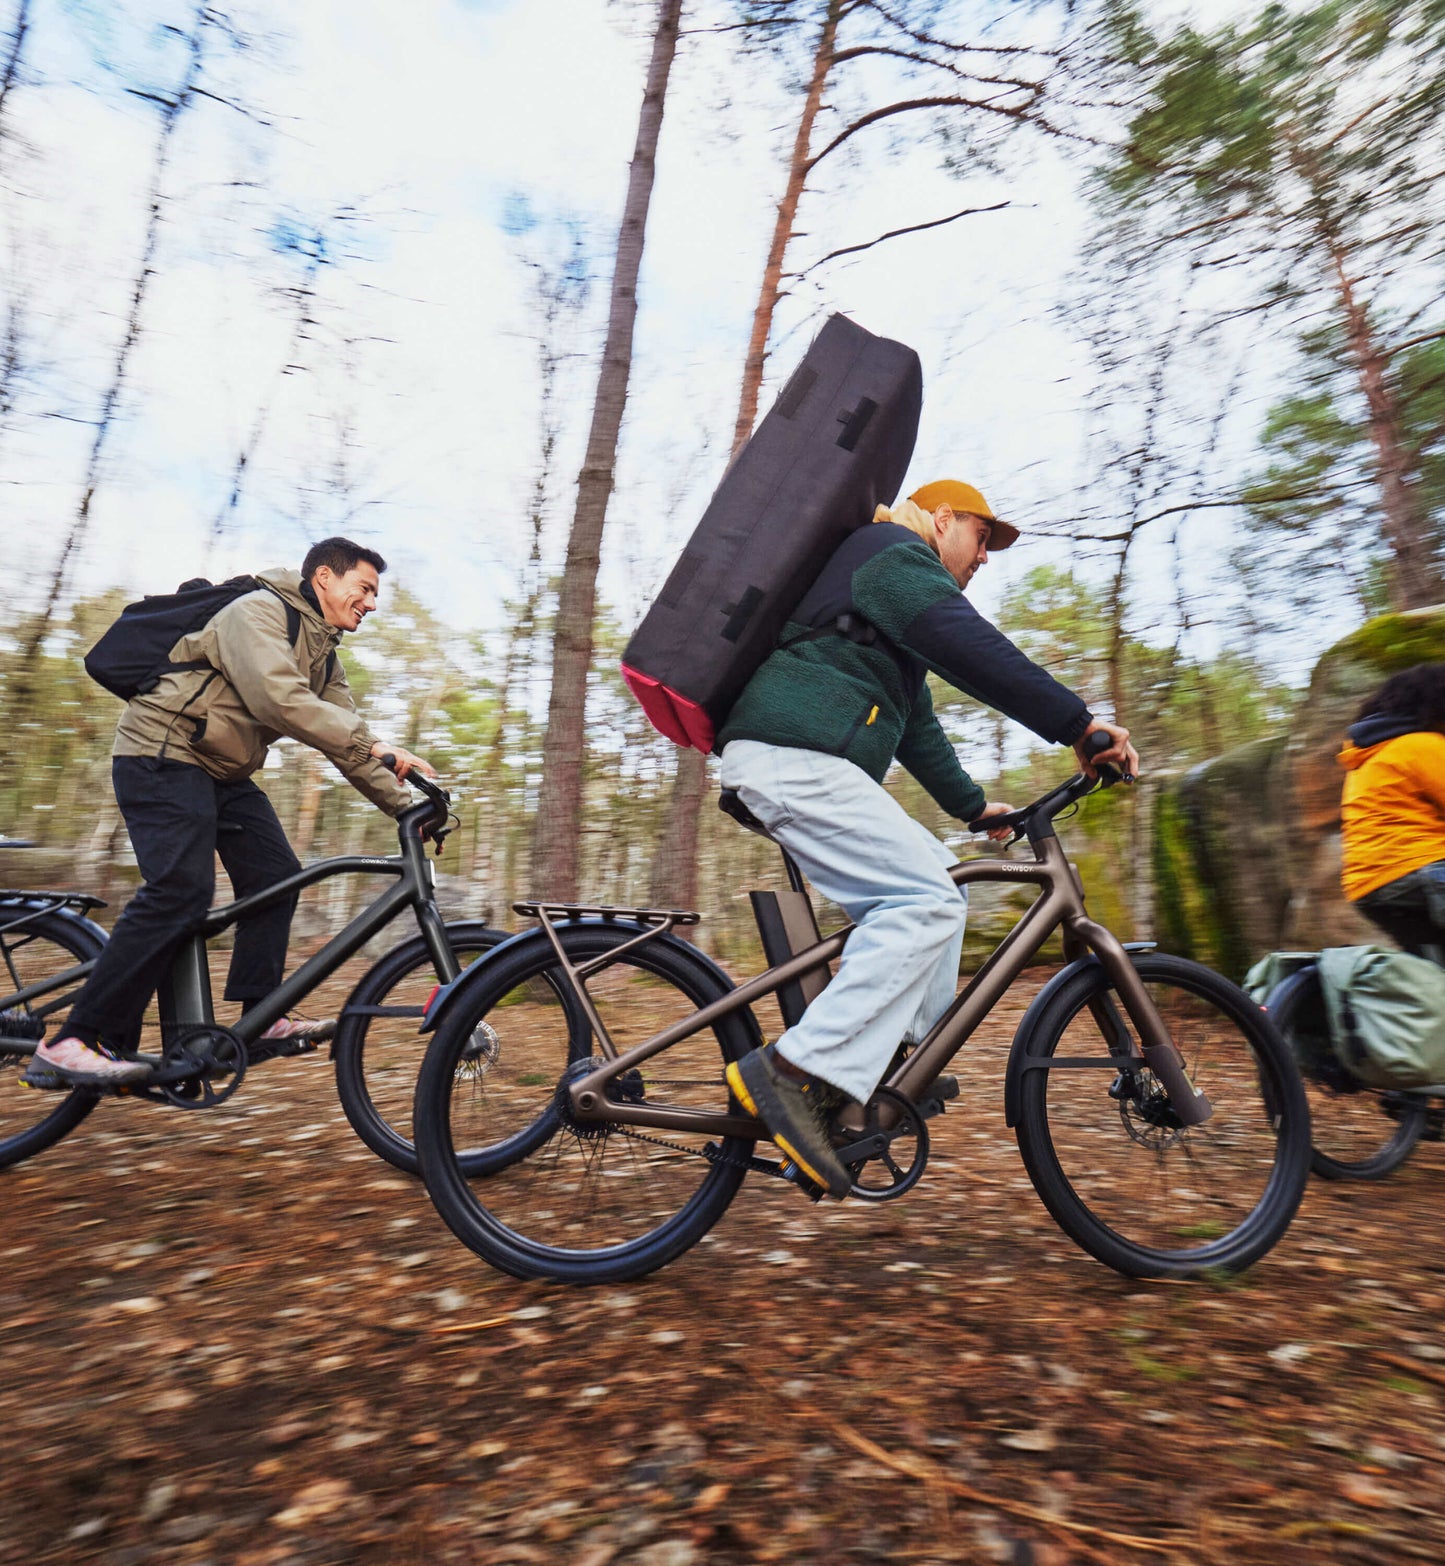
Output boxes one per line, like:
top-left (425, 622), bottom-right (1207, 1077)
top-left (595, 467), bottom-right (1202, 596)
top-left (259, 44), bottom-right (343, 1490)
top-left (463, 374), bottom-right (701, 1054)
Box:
top-left (1, 808), bottom-right (459, 1050)
top-left (555, 830), bottom-right (1208, 1139)
top-left (160, 822), bottom-right (458, 1044)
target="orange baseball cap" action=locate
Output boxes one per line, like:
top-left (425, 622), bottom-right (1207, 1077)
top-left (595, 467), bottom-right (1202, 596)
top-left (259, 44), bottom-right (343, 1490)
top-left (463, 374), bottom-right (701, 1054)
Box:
top-left (908, 480), bottom-right (1020, 549)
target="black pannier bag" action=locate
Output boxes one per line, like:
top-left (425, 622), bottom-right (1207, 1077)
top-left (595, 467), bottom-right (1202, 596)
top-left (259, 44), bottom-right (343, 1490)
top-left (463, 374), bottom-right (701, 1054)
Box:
top-left (622, 313), bottom-right (923, 752)
top-left (84, 576), bottom-right (301, 701)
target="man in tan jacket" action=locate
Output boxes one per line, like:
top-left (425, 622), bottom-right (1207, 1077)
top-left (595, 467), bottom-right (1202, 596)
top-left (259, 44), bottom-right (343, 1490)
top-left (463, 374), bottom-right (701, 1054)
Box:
top-left (26, 537), bottom-right (432, 1088)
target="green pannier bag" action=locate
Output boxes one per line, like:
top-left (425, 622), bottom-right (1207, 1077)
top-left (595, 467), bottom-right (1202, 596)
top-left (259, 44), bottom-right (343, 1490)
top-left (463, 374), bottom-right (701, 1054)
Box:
top-left (1243, 952), bottom-right (1334, 1076)
top-left (1316, 945), bottom-right (1445, 1090)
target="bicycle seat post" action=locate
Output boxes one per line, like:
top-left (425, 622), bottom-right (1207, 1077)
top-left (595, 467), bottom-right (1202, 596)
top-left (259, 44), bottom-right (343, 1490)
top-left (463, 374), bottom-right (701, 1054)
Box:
top-left (158, 933), bottom-right (214, 1033)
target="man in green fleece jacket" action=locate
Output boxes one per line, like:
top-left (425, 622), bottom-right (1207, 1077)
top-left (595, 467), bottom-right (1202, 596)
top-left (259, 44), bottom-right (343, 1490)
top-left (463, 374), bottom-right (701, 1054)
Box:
top-left (720, 480), bottom-right (1138, 1197)
top-left (26, 537), bottom-right (432, 1088)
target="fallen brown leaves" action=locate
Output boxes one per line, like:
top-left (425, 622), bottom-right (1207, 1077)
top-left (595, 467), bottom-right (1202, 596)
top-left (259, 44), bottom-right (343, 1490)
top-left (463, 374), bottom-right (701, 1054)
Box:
top-left (1, 967), bottom-right (1444, 1564)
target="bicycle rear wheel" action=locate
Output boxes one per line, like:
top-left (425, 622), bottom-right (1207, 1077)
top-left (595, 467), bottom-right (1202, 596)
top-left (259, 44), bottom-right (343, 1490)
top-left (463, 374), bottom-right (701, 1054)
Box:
top-left (0, 906), bottom-right (103, 1168)
top-left (1014, 952), bottom-right (1311, 1278)
top-left (415, 924), bottom-right (758, 1284)
top-left (332, 920), bottom-right (506, 1175)
top-left (1267, 965), bottom-right (1428, 1180)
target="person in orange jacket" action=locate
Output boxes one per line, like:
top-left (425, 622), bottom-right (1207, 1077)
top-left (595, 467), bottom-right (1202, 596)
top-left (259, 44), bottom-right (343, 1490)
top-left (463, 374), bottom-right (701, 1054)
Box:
top-left (1339, 663), bottom-right (1445, 956)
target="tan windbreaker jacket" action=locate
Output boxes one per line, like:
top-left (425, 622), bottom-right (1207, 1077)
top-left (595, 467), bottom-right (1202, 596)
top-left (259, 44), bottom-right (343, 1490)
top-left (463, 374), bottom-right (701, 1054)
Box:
top-left (112, 568), bottom-right (410, 816)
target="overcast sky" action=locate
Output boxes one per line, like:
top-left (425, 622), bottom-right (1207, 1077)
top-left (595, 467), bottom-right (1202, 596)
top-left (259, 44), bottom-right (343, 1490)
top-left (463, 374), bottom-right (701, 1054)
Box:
top-left (6, 0), bottom-right (1347, 683)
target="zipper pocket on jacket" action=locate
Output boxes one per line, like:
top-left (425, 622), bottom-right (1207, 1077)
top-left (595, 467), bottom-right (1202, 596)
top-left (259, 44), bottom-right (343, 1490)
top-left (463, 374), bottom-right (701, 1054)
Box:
top-left (838, 703), bottom-right (881, 754)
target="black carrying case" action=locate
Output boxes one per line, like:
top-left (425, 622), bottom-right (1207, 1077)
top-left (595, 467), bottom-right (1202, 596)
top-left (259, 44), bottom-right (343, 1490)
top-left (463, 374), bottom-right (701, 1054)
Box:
top-left (622, 313), bottom-right (923, 751)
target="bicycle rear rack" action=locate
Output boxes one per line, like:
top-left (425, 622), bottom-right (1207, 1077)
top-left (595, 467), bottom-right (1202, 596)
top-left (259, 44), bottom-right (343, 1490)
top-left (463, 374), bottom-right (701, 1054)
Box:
top-left (512, 900), bottom-right (700, 926)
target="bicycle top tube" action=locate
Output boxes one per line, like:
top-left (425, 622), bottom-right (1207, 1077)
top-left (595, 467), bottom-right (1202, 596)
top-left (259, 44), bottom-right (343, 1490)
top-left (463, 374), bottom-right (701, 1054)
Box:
top-left (201, 769), bottom-right (453, 935)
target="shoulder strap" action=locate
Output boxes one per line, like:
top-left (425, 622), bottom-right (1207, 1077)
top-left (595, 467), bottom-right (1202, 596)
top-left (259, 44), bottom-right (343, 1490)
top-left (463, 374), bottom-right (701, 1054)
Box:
top-left (779, 612), bottom-right (913, 683)
top-left (262, 581), bottom-right (338, 679)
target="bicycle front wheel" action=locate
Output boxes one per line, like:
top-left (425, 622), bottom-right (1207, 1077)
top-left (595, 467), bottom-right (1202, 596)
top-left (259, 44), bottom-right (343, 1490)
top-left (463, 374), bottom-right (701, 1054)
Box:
top-left (0, 906), bottom-right (103, 1168)
top-left (1014, 952), bottom-right (1311, 1278)
top-left (1267, 966), bottom-right (1428, 1180)
top-left (415, 923), bottom-right (758, 1285)
top-left (333, 920), bottom-right (506, 1174)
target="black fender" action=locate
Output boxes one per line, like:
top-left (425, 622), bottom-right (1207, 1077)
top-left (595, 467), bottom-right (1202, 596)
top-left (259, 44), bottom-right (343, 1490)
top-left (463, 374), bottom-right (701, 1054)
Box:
top-left (0, 895), bottom-right (110, 953)
top-left (1002, 942), bottom-right (1157, 1128)
top-left (419, 924), bottom-right (539, 1031)
top-left (420, 920), bottom-right (765, 1052)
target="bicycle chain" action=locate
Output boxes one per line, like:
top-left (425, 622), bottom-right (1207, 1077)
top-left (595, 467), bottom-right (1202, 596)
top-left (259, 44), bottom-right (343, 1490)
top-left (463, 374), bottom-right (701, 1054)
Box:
top-left (604, 1117), bottom-right (786, 1178)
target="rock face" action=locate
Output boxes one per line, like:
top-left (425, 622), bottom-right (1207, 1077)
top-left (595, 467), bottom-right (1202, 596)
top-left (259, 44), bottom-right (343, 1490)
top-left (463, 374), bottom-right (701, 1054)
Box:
top-left (1152, 607), bottom-right (1445, 977)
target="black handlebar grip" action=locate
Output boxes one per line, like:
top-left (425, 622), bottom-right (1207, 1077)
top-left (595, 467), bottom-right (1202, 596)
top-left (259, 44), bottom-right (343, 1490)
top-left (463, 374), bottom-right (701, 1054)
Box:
top-left (1082, 729), bottom-right (1128, 787)
top-left (380, 752), bottom-right (398, 773)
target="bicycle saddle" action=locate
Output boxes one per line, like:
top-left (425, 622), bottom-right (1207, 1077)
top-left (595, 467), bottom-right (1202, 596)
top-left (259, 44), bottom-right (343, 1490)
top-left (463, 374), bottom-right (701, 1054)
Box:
top-left (718, 788), bottom-right (771, 839)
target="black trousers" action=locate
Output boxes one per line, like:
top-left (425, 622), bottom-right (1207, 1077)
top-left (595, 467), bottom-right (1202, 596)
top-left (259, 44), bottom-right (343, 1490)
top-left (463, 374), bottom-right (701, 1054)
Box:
top-left (1356, 859), bottom-right (1445, 960)
top-left (66, 757), bottom-right (302, 1041)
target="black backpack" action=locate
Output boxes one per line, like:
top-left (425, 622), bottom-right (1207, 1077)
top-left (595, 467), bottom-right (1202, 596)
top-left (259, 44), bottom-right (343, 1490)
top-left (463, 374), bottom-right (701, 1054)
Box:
top-left (84, 576), bottom-right (304, 702)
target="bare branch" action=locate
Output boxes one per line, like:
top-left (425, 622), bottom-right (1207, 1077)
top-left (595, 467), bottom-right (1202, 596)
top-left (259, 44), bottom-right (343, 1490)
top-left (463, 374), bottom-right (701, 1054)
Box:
top-left (806, 92), bottom-right (1085, 174)
top-left (1383, 326), bottom-right (1445, 361)
top-left (789, 199), bottom-right (1009, 276)
top-left (858, 0), bottom-right (1067, 65)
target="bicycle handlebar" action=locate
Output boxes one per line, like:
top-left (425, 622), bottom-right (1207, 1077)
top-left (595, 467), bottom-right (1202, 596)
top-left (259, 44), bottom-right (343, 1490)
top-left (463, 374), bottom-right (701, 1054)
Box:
top-left (966, 732), bottom-right (1123, 839)
top-left (380, 753), bottom-right (452, 837)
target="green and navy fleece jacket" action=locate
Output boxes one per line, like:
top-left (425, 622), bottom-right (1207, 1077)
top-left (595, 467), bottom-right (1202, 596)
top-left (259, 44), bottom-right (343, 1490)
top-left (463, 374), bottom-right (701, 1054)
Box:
top-left (715, 522), bottom-right (1093, 822)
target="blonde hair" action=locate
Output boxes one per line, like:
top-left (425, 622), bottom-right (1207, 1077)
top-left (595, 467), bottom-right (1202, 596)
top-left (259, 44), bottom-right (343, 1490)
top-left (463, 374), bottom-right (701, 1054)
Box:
top-left (874, 499), bottom-right (940, 554)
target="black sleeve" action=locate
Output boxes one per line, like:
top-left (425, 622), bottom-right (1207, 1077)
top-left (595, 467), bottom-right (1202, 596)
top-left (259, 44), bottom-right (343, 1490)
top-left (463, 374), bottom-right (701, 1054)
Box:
top-left (897, 596), bottom-right (1092, 747)
top-left (895, 681), bottom-right (988, 821)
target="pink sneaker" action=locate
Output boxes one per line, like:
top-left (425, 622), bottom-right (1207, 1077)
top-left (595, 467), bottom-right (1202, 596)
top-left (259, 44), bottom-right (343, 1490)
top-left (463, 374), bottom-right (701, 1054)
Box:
top-left (258, 1016), bottom-right (334, 1043)
top-left (23, 1037), bottom-right (150, 1089)
top-left (247, 1016), bottom-right (335, 1062)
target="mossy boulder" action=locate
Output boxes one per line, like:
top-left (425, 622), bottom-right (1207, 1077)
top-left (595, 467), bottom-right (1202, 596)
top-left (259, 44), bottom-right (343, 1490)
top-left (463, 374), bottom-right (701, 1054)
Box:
top-left (1151, 606), bottom-right (1445, 977)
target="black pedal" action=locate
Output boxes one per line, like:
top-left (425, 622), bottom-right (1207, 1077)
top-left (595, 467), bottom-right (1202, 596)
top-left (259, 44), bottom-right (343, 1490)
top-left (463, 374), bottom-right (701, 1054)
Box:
top-left (780, 1160), bottom-right (826, 1202)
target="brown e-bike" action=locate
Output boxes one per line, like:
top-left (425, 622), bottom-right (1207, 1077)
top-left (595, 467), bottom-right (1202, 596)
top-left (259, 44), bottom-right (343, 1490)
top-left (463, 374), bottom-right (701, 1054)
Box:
top-left (414, 748), bottom-right (1311, 1284)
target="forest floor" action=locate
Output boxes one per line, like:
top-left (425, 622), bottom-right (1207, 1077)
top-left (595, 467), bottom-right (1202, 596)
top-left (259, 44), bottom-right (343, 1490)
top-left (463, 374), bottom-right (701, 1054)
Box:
top-left (2, 964), bottom-right (1444, 1566)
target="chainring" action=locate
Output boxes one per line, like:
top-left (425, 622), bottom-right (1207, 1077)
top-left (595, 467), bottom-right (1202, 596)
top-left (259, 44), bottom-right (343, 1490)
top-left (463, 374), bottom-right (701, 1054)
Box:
top-left (149, 1025), bottom-right (248, 1110)
top-left (836, 1086), bottom-right (929, 1202)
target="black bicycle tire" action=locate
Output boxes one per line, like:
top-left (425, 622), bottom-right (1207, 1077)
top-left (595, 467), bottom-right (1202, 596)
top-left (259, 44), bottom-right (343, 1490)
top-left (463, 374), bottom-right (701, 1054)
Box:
top-left (0, 907), bottom-right (103, 1169)
top-left (1014, 952), bottom-right (1311, 1278)
top-left (332, 920), bottom-right (506, 1174)
top-left (1267, 966), bottom-right (1429, 1181)
top-left (415, 924), bottom-right (757, 1285)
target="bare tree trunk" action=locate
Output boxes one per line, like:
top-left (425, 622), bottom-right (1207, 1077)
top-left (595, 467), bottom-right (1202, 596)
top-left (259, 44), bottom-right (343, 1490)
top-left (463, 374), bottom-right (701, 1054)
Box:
top-left (647, 744), bottom-right (707, 907)
top-left (0, 0), bottom-right (29, 132)
top-left (12, 2), bottom-right (208, 719)
top-left (730, 0), bottom-right (842, 453)
top-left (1, 3), bottom-right (36, 459)
top-left (291, 750), bottom-right (325, 861)
top-left (650, 1), bottom-right (841, 913)
top-left (1325, 235), bottom-right (1441, 609)
top-left (529, 0), bottom-right (683, 900)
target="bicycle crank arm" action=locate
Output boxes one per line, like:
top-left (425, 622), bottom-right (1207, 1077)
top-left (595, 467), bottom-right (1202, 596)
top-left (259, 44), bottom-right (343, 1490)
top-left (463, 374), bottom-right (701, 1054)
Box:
top-left (833, 1132), bottom-right (889, 1163)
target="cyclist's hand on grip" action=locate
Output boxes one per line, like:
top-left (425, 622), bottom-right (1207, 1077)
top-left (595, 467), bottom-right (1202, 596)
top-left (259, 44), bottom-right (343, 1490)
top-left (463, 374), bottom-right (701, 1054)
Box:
top-left (372, 742), bottom-right (437, 782)
top-left (1075, 721), bottom-right (1138, 784)
top-left (973, 802), bottom-right (1018, 842)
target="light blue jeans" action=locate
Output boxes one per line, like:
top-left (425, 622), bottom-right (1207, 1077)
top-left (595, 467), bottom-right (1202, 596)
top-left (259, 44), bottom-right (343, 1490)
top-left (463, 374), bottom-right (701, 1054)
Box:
top-left (719, 740), bottom-right (967, 1102)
